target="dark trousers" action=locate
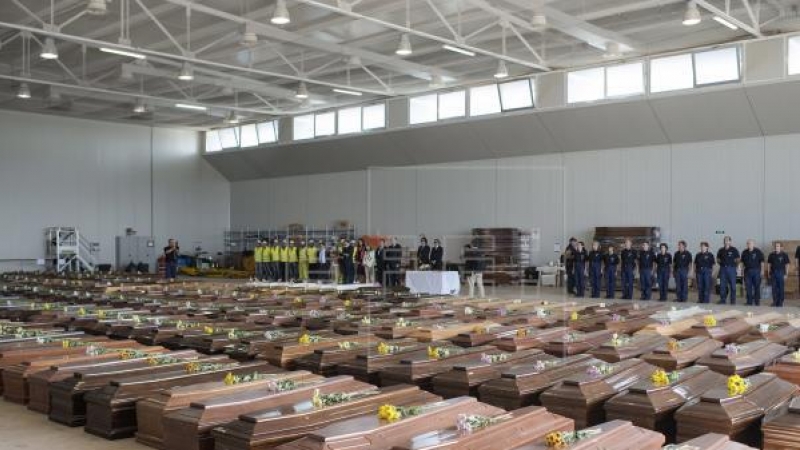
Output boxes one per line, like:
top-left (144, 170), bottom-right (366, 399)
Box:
top-left (575, 264), bottom-right (586, 297)
top-left (287, 263), bottom-right (298, 281)
top-left (657, 268), bottom-right (670, 301)
top-left (376, 263), bottom-right (384, 286)
top-left (589, 264), bottom-right (602, 298)
top-left (343, 261), bottom-right (355, 284)
top-left (566, 267), bottom-right (576, 294)
top-left (772, 271), bottom-right (786, 306)
top-left (269, 262), bottom-right (279, 281)
top-left (255, 262), bottom-right (264, 280)
top-left (165, 261), bottom-right (177, 279)
top-left (675, 268), bottom-right (689, 302)
top-left (697, 268), bottom-right (712, 303)
top-left (605, 267), bottom-right (617, 299)
top-left (744, 268), bottom-right (762, 306)
top-left (621, 267), bottom-right (635, 299)
top-left (719, 266), bottom-right (737, 304)
top-left (279, 262), bottom-right (286, 281)
top-left (640, 270), bottom-right (653, 300)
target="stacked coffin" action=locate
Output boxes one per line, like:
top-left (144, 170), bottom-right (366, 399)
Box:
top-left (762, 397), bottom-right (800, 450)
top-left (694, 340), bottom-right (789, 376)
top-left (431, 349), bottom-right (551, 398)
top-left (641, 336), bottom-right (723, 371)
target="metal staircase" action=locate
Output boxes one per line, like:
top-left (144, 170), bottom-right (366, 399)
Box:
top-left (44, 227), bottom-right (99, 273)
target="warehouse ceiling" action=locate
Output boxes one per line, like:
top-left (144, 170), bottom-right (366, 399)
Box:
top-left (0, 0), bottom-right (797, 128)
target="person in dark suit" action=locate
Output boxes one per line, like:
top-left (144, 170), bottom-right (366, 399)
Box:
top-left (375, 240), bottom-right (386, 285)
top-left (741, 239), bottom-right (765, 306)
top-left (588, 241), bottom-right (604, 299)
top-left (417, 237), bottom-right (431, 269)
top-left (564, 238), bottom-right (578, 295)
top-left (604, 245), bottom-right (619, 299)
top-left (769, 242), bottom-right (790, 307)
top-left (655, 243), bottom-right (672, 301)
top-left (638, 242), bottom-right (656, 300)
top-left (430, 239), bottom-right (444, 271)
top-left (341, 240), bottom-right (355, 284)
top-left (620, 239), bottom-right (637, 300)
top-left (673, 241), bottom-right (692, 302)
top-left (574, 241), bottom-right (588, 298)
top-left (695, 242), bottom-right (715, 304)
top-left (387, 237), bottom-right (402, 286)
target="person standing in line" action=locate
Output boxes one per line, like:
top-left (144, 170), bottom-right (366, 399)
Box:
top-left (316, 241), bottom-right (327, 281)
top-left (464, 243), bottom-right (486, 298)
top-left (278, 240), bottom-right (289, 282)
top-left (363, 243), bottom-right (376, 284)
top-left (638, 242), bottom-right (656, 300)
top-left (335, 238), bottom-right (346, 284)
top-left (795, 244), bottom-right (800, 300)
top-left (341, 240), bottom-right (355, 284)
top-left (375, 240), bottom-right (386, 285)
top-left (269, 239), bottom-right (280, 281)
top-left (307, 240), bottom-right (318, 280)
top-left (430, 239), bottom-right (444, 271)
top-left (695, 242), bottom-right (715, 304)
top-left (163, 238), bottom-right (179, 281)
top-left (655, 243), bottom-right (672, 301)
top-left (287, 240), bottom-right (299, 282)
top-left (588, 241), bottom-right (603, 299)
top-left (768, 242), bottom-right (790, 307)
top-left (620, 239), bottom-right (637, 300)
top-left (417, 237), bottom-right (431, 269)
top-left (741, 239), bottom-right (765, 306)
top-left (564, 238), bottom-right (577, 296)
top-left (673, 241), bottom-right (692, 302)
top-left (388, 237), bottom-right (403, 287)
top-left (604, 245), bottom-right (619, 299)
top-left (574, 241), bottom-right (588, 298)
top-left (716, 236), bottom-right (740, 305)
top-left (253, 239), bottom-right (263, 281)
top-left (263, 238), bottom-right (274, 281)
top-left (298, 240), bottom-right (309, 281)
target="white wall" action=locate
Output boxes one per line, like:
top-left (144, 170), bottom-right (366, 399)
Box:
top-left (0, 110), bottom-right (230, 268)
top-left (231, 133), bottom-right (800, 265)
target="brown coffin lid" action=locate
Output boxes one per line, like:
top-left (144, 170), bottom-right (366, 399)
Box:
top-left (511, 420), bottom-right (665, 450)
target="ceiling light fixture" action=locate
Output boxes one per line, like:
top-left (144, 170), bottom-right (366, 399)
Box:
top-left (531, 11), bottom-right (547, 28)
top-left (494, 60), bottom-right (509, 79)
top-left (713, 15), bottom-right (738, 30)
top-left (442, 44), bottom-right (476, 57)
top-left (396, 33), bottom-right (412, 56)
top-left (40, 37), bottom-right (59, 60)
top-left (17, 83), bottom-right (31, 99)
top-left (175, 103), bottom-right (207, 111)
top-left (429, 74), bottom-right (444, 89)
top-left (133, 98), bottom-right (147, 114)
top-left (178, 62), bottom-right (194, 81)
top-left (683, 1), bottom-right (701, 26)
top-left (295, 81), bottom-right (309, 99)
top-left (271, 0), bottom-right (291, 25)
top-left (86, 0), bottom-right (107, 16)
top-left (224, 110), bottom-right (240, 124)
top-left (332, 88), bottom-right (363, 96)
top-left (604, 42), bottom-right (623, 58)
top-left (100, 47), bottom-right (146, 59)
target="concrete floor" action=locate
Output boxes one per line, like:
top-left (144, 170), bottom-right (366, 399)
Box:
top-left (2, 283), bottom-right (798, 450)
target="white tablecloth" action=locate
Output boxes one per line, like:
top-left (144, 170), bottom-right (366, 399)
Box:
top-left (405, 271), bottom-right (461, 295)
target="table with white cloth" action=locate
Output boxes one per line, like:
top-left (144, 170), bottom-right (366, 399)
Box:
top-left (405, 271), bottom-right (461, 295)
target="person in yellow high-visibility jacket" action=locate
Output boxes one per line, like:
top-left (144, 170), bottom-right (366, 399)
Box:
top-left (279, 240), bottom-right (289, 282)
top-left (287, 240), bottom-right (299, 282)
top-left (269, 239), bottom-right (280, 281)
top-left (298, 240), bottom-right (309, 281)
top-left (263, 238), bottom-right (273, 281)
top-left (307, 240), bottom-right (319, 280)
top-left (254, 239), bottom-right (265, 281)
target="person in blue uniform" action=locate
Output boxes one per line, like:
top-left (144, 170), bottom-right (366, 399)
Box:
top-left (655, 243), bottom-right (672, 301)
top-left (740, 239), bottom-right (765, 306)
top-left (604, 245), bottom-right (619, 300)
top-left (588, 241), bottom-right (604, 299)
top-left (716, 236), bottom-right (740, 305)
top-left (673, 241), bottom-right (692, 302)
top-left (638, 242), bottom-right (656, 300)
top-left (620, 240), bottom-right (637, 300)
top-left (574, 241), bottom-right (588, 298)
top-left (564, 238), bottom-right (577, 296)
top-left (695, 242), bottom-right (715, 304)
top-left (768, 242), bottom-right (790, 307)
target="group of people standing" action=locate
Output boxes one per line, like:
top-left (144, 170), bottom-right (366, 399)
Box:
top-left (253, 238), bottom-right (326, 283)
top-left (564, 236), bottom-right (794, 307)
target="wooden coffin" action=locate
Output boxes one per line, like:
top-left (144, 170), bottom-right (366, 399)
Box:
top-left (762, 397), bottom-right (800, 450)
top-left (388, 406), bottom-right (573, 450)
top-left (336, 343), bottom-right (430, 385)
top-left (83, 360), bottom-right (274, 439)
top-left (673, 433), bottom-right (758, 450)
top-left (695, 340), bottom-right (789, 376)
top-left (602, 316), bottom-right (657, 335)
top-left (636, 317), bottom-right (704, 337)
top-left (262, 334), bottom-right (378, 369)
top-left (135, 370), bottom-right (317, 449)
top-left (675, 312), bottom-right (773, 344)
top-left (674, 372), bottom-right (798, 446)
top-left (379, 346), bottom-right (498, 391)
top-left (450, 324), bottom-right (537, 348)
top-left (212, 385), bottom-right (442, 450)
top-left (407, 321), bottom-right (501, 343)
top-left (431, 349), bottom-right (551, 398)
top-left (226, 329), bottom-right (337, 361)
top-left (765, 353), bottom-right (800, 385)
top-left (510, 420), bottom-right (665, 450)
top-left (294, 339), bottom-right (417, 376)
top-left (493, 327), bottom-right (570, 352)
top-left (477, 354), bottom-right (597, 411)
top-left (589, 334), bottom-right (668, 363)
top-left (274, 396), bottom-right (506, 450)
top-left (542, 330), bottom-right (613, 357)
top-left (539, 358), bottom-right (657, 429)
top-left (738, 321), bottom-right (800, 346)
top-left (641, 336), bottom-right (723, 371)
top-left (161, 375), bottom-right (376, 450)
top-left (604, 365), bottom-right (725, 443)
top-left (48, 352), bottom-right (226, 426)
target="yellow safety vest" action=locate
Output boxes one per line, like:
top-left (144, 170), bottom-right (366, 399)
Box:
top-left (308, 247), bottom-right (318, 263)
top-left (299, 247), bottom-right (308, 262)
top-left (270, 246), bottom-right (280, 261)
top-left (263, 246), bottom-right (272, 262)
top-left (254, 246), bottom-right (264, 263)
top-left (279, 247), bottom-right (289, 263)
top-left (288, 247), bottom-right (298, 263)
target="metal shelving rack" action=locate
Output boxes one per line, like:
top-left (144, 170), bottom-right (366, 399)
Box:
top-left (223, 225), bottom-right (359, 268)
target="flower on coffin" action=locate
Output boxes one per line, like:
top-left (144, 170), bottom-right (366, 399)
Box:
top-left (427, 346), bottom-right (452, 360)
top-left (498, 307), bottom-right (508, 317)
top-left (263, 330), bottom-right (287, 340)
top-left (298, 333), bottom-right (322, 345)
top-left (480, 353), bottom-right (509, 364)
top-left (203, 326), bottom-right (215, 335)
top-left (563, 332), bottom-right (580, 343)
top-left (361, 316), bottom-right (373, 325)
top-left (343, 299), bottom-right (352, 308)
top-left (727, 374), bottom-right (749, 396)
top-left (544, 429), bottom-right (602, 448)
top-left (474, 325), bottom-right (487, 334)
top-left (97, 310), bottom-right (106, 319)
top-left (586, 363), bottom-right (614, 378)
top-left (78, 307), bottom-right (87, 316)
top-left (337, 341), bottom-right (358, 350)
top-left (312, 389), bottom-right (357, 408)
top-left (724, 343), bottom-right (741, 355)
top-left (223, 372), bottom-right (235, 386)
top-left (224, 371), bottom-right (269, 386)
top-left (308, 309), bottom-right (321, 318)
top-left (570, 311), bottom-right (579, 321)
top-left (793, 349), bottom-right (800, 361)
top-left (759, 323), bottom-right (778, 333)
top-left (456, 414), bottom-right (499, 433)
top-left (703, 315), bottom-right (717, 327)
top-left (667, 339), bottom-right (682, 352)
top-left (534, 360), bottom-right (558, 372)
top-left (184, 362), bottom-right (235, 374)
top-left (517, 328), bottom-right (531, 338)
top-left (377, 342), bottom-right (401, 355)
top-left (610, 333), bottom-right (632, 347)
top-left (651, 369), bottom-right (680, 386)
top-left (610, 313), bottom-right (624, 322)
top-left (464, 306), bottom-right (475, 316)
top-left (395, 317), bottom-right (412, 328)
top-left (377, 404), bottom-right (421, 422)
